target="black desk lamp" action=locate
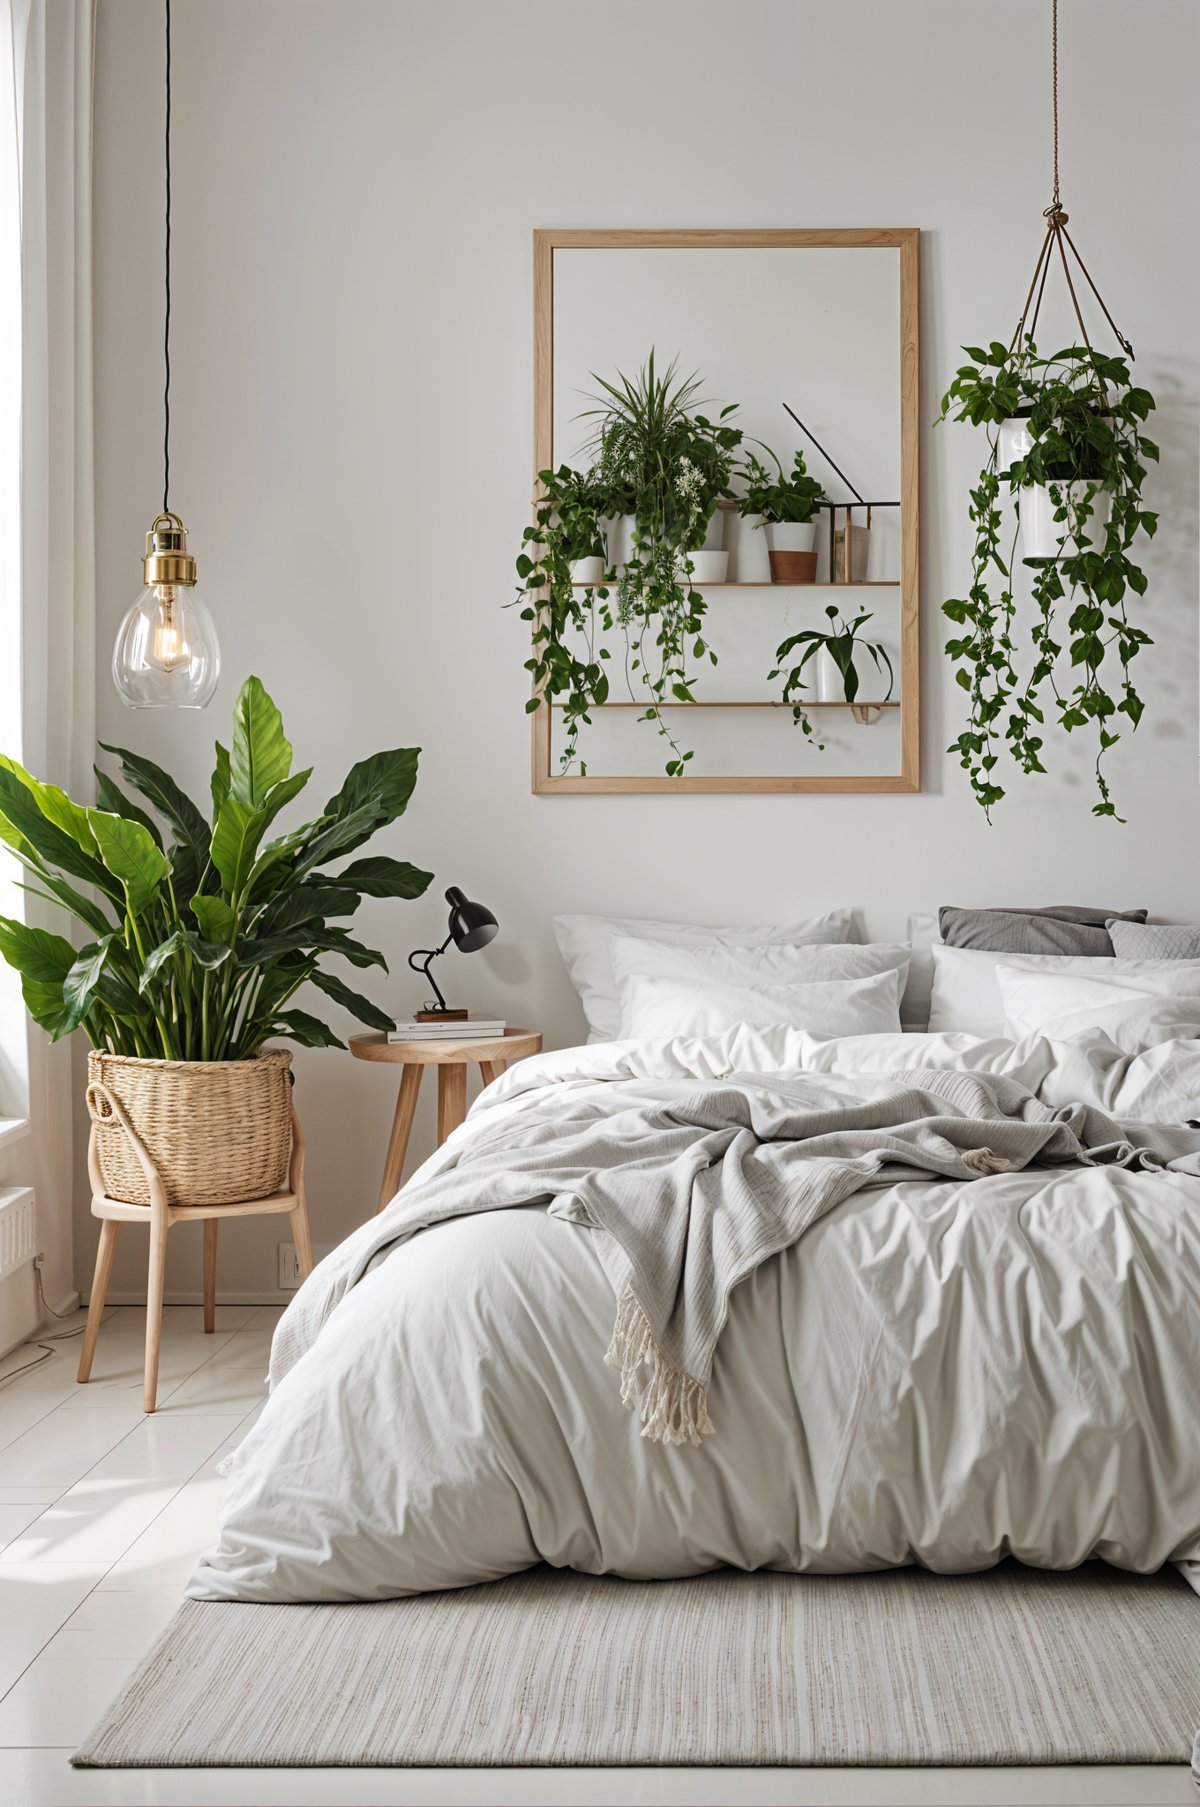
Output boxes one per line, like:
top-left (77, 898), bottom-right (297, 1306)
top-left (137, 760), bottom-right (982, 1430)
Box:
top-left (407, 887), bottom-right (498, 1021)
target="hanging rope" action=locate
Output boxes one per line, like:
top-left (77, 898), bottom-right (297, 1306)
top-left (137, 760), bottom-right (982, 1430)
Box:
top-left (163, 0), bottom-right (172, 515)
top-left (1008, 0), bottom-right (1133, 367)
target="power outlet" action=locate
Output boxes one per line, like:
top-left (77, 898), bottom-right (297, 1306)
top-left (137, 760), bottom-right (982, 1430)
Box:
top-left (277, 1242), bottom-right (302, 1290)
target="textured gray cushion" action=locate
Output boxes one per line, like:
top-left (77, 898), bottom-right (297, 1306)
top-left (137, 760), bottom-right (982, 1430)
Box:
top-left (1108, 920), bottom-right (1200, 960)
top-left (939, 904), bottom-right (1148, 957)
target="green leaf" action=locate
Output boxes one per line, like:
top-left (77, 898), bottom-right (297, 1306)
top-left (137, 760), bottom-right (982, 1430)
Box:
top-left (86, 811), bottom-right (172, 917)
top-left (189, 893), bottom-right (238, 943)
top-left (308, 967), bottom-right (394, 1030)
top-left (211, 741), bottom-right (232, 819)
top-left (230, 677), bottom-right (292, 807)
top-left (268, 1009), bottom-right (346, 1051)
top-left (0, 916), bottom-right (76, 986)
top-left (93, 769), bottom-right (163, 847)
top-left (61, 935), bottom-right (144, 1036)
top-left (0, 766), bottom-right (121, 901)
top-left (322, 748), bottom-right (420, 843)
top-left (209, 795), bottom-right (270, 900)
top-left (333, 856), bottom-right (434, 900)
top-left (99, 743), bottom-right (210, 860)
top-left (0, 757), bottom-right (94, 852)
top-left (261, 883), bottom-right (358, 934)
top-left (140, 928), bottom-right (232, 991)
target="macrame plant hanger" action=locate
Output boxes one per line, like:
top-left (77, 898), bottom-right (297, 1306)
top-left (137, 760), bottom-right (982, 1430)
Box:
top-left (1008, 0), bottom-right (1134, 388)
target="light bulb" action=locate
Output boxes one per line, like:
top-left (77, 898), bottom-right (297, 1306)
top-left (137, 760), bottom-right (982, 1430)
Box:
top-left (113, 513), bottom-right (220, 709)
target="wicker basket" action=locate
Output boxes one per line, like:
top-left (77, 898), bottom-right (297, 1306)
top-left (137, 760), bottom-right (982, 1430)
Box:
top-left (85, 1050), bottom-right (293, 1207)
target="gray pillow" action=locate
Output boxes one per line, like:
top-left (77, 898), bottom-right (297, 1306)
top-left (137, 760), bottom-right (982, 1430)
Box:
top-left (1107, 920), bottom-right (1200, 960)
top-left (939, 904), bottom-right (1149, 957)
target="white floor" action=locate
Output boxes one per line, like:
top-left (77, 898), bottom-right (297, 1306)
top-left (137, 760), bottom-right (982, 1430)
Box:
top-left (0, 1308), bottom-right (1194, 1807)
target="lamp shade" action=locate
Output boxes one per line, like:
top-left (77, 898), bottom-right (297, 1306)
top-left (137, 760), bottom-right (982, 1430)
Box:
top-left (445, 886), bottom-right (498, 954)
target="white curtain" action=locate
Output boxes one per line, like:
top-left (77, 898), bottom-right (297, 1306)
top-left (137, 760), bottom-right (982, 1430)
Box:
top-left (0, 0), bottom-right (95, 1320)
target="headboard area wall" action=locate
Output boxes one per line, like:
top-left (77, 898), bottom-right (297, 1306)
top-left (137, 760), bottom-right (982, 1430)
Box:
top-left (87, 0), bottom-right (1198, 1299)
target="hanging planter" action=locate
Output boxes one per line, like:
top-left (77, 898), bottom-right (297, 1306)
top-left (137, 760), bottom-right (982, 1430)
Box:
top-left (937, 0), bottom-right (1158, 823)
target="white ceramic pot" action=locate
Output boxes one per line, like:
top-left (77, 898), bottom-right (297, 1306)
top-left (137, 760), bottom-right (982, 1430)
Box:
top-left (679, 550), bottom-right (729, 583)
top-left (732, 511), bottom-right (771, 582)
top-left (604, 515), bottom-right (639, 569)
top-left (816, 644), bottom-right (892, 722)
top-left (569, 555), bottom-right (605, 585)
top-left (767, 521), bottom-right (817, 554)
top-left (1020, 481), bottom-right (1112, 560)
top-left (997, 416), bottom-right (1034, 472)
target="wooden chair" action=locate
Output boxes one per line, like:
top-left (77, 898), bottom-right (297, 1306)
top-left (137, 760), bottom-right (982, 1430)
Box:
top-left (76, 1081), bottom-right (314, 1412)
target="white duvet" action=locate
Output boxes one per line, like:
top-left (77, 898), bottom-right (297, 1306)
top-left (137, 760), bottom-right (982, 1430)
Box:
top-left (190, 1014), bottom-right (1200, 1603)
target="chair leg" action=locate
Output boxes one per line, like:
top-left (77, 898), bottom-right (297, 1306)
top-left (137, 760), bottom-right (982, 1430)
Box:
top-left (144, 1209), bottom-right (169, 1414)
top-left (203, 1218), bottom-right (218, 1333)
top-left (76, 1220), bottom-right (120, 1384)
top-left (290, 1199), bottom-right (314, 1280)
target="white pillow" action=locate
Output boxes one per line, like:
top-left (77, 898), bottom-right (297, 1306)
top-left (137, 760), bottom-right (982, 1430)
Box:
top-left (554, 909), bottom-right (854, 1042)
top-left (616, 967), bottom-right (904, 1041)
top-left (996, 963), bottom-right (1200, 1048)
top-left (609, 932), bottom-right (910, 993)
top-left (930, 944), bottom-right (1200, 1039)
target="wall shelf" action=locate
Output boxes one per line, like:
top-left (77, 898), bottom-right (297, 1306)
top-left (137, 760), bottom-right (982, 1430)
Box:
top-left (547, 699), bottom-right (899, 710)
top-left (569, 580), bottom-right (900, 589)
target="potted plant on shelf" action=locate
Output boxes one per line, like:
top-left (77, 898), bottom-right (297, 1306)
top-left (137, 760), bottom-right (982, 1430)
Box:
top-left (0, 677), bottom-right (432, 1206)
top-left (516, 350), bottom-right (743, 777)
top-left (769, 606), bottom-right (895, 742)
top-left (739, 450), bottom-right (828, 583)
top-left (937, 338), bottom-right (1158, 820)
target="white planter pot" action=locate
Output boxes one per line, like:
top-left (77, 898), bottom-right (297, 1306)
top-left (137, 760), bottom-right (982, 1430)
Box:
top-left (816, 645), bottom-right (891, 723)
top-left (700, 510), bottom-right (726, 552)
top-left (767, 521), bottom-right (817, 553)
top-left (1020, 482), bottom-right (1112, 560)
top-left (604, 515), bottom-right (639, 570)
top-left (679, 550), bottom-right (729, 583)
top-left (569, 555), bottom-right (605, 585)
top-left (731, 512), bottom-right (771, 582)
top-left (997, 416), bottom-right (1034, 472)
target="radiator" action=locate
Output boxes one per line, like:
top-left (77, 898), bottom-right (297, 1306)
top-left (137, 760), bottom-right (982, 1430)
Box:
top-left (0, 1187), bottom-right (35, 1284)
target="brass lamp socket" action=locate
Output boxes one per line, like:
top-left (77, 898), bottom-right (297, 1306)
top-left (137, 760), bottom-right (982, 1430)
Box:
top-left (143, 511), bottom-right (197, 587)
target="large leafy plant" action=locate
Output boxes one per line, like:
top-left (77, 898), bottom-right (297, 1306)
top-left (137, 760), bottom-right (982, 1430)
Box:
top-left (770, 605), bottom-right (894, 745)
top-left (517, 351), bottom-right (742, 778)
top-left (0, 677), bottom-right (432, 1059)
top-left (938, 339), bottom-right (1157, 820)
top-left (737, 449), bottom-right (827, 524)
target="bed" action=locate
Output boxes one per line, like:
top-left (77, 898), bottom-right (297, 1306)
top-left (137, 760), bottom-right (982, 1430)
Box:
top-left (189, 987), bottom-right (1200, 1605)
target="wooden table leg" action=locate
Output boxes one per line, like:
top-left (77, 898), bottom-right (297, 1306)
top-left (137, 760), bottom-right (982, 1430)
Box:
top-left (376, 1065), bottom-right (423, 1214)
top-left (77, 1220), bottom-right (120, 1384)
top-left (478, 1059), bottom-right (506, 1087)
top-left (436, 1063), bottom-right (468, 1146)
top-left (203, 1219), bottom-right (218, 1333)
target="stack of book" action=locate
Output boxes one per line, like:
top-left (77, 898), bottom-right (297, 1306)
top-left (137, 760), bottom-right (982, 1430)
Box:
top-left (386, 1018), bottom-right (506, 1045)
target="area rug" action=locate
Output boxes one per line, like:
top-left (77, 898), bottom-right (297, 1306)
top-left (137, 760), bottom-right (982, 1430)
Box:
top-left (73, 1561), bottom-right (1200, 1769)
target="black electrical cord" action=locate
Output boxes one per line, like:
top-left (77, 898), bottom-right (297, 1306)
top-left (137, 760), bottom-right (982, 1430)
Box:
top-left (163, 0), bottom-right (172, 515)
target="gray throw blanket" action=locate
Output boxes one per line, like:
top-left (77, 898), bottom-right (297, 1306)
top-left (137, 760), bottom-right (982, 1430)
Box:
top-left (270, 1068), bottom-right (1200, 1445)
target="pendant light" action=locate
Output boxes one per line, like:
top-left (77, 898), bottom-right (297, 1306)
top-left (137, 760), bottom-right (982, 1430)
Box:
top-left (113, 0), bottom-right (219, 709)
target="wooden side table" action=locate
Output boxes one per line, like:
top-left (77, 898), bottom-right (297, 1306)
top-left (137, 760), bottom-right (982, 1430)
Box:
top-left (349, 1028), bottom-right (543, 1213)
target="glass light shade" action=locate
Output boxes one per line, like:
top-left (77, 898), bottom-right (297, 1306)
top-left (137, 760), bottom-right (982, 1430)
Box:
top-left (112, 582), bottom-right (220, 708)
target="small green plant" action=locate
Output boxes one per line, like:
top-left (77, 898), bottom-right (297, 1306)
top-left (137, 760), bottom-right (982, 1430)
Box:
top-left (769, 605), bottom-right (894, 745)
top-left (938, 338), bottom-right (1158, 820)
top-left (0, 677), bottom-right (432, 1059)
top-left (737, 449), bottom-right (827, 524)
top-left (516, 351), bottom-right (743, 777)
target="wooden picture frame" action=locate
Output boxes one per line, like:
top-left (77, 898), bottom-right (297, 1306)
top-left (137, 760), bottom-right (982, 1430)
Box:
top-left (530, 228), bottom-right (920, 795)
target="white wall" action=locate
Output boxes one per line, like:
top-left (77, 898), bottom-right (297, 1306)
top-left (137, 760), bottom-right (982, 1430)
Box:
top-left (87, 0), bottom-right (1199, 1300)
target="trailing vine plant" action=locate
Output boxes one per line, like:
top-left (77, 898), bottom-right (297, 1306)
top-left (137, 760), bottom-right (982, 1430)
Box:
top-left (938, 339), bottom-right (1157, 820)
top-left (515, 352), bottom-right (742, 777)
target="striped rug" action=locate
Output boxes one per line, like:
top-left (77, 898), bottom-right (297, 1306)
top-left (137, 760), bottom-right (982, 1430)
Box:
top-left (73, 1561), bottom-right (1200, 1769)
